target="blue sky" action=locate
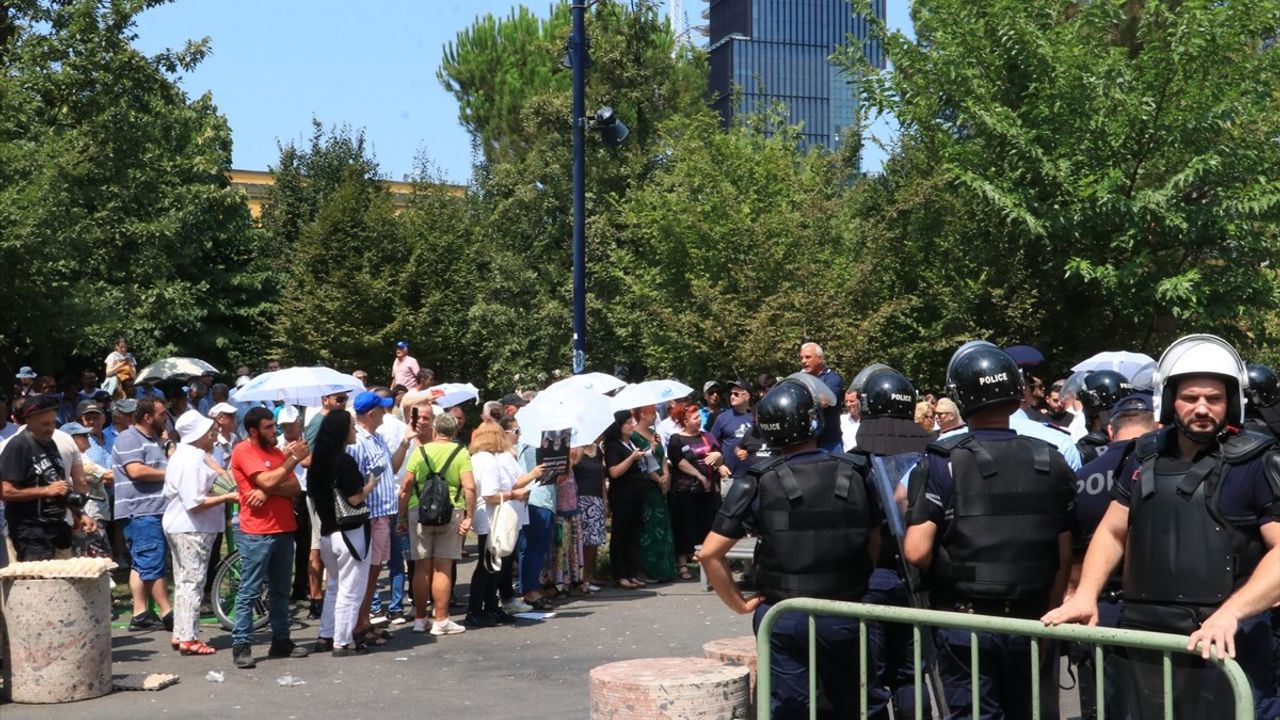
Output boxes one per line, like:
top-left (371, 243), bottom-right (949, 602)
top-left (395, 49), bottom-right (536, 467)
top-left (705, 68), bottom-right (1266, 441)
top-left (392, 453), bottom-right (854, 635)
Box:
top-left (133, 1), bottom-right (912, 183)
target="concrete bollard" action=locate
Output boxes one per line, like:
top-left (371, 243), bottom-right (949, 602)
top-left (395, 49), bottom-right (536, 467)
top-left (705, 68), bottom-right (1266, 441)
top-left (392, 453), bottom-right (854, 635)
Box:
top-left (702, 635), bottom-right (759, 695)
top-left (1, 561), bottom-right (114, 703)
top-left (590, 657), bottom-right (751, 719)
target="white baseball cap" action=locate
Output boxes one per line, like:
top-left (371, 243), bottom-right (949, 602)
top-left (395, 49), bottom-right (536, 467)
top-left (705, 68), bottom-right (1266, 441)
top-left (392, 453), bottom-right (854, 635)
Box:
top-left (207, 402), bottom-right (238, 417)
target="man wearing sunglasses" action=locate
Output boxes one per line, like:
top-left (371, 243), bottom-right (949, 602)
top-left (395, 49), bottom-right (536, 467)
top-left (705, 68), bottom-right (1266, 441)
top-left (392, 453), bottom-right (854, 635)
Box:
top-left (709, 379), bottom-right (754, 480)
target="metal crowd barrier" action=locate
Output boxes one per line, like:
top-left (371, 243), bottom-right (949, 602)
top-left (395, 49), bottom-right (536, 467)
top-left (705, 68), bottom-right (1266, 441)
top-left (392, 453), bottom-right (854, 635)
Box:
top-left (754, 597), bottom-right (1254, 720)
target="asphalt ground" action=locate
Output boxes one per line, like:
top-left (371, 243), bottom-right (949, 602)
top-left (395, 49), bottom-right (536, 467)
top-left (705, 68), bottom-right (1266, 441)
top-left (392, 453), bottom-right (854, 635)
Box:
top-left (3, 555), bottom-right (1087, 720)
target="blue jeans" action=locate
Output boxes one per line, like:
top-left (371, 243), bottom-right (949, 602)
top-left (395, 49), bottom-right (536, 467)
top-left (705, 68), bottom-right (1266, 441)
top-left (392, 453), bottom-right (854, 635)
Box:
top-left (232, 531), bottom-right (294, 646)
top-left (371, 524), bottom-right (409, 615)
top-left (753, 604), bottom-right (867, 720)
top-left (518, 506), bottom-right (555, 594)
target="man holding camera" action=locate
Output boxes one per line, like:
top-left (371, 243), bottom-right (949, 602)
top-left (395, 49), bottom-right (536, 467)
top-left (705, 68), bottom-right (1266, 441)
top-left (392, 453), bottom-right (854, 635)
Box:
top-left (0, 394), bottom-right (96, 562)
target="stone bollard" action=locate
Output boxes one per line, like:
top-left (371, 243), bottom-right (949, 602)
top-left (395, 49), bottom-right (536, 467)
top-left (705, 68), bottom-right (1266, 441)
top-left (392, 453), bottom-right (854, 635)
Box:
top-left (1, 559), bottom-right (115, 703)
top-left (590, 657), bottom-right (751, 720)
top-left (702, 635), bottom-right (759, 696)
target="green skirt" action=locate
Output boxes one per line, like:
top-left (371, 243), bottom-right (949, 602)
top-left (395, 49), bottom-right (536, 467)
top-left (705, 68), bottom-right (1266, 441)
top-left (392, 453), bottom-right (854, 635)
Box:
top-left (639, 483), bottom-right (678, 582)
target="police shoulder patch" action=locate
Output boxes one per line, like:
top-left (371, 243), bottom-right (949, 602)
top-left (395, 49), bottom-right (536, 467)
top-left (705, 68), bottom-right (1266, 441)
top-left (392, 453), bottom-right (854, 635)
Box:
top-left (1222, 430), bottom-right (1276, 465)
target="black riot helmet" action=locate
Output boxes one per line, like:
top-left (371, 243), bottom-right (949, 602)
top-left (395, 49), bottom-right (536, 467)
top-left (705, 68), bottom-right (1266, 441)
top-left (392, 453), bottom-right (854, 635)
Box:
top-left (945, 341), bottom-right (1024, 415)
top-left (754, 378), bottom-right (822, 447)
top-left (1246, 363), bottom-right (1280, 414)
top-left (1078, 370), bottom-right (1133, 413)
top-left (860, 370), bottom-right (918, 419)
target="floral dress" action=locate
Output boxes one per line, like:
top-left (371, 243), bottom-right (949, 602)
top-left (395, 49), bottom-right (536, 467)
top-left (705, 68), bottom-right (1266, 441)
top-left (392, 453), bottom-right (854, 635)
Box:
top-left (633, 430), bottom-right (677, 582)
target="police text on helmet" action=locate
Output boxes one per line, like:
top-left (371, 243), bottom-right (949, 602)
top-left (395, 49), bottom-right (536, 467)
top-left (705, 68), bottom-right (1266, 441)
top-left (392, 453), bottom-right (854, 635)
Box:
top-left (978, 373), bottom-right (1009, 386)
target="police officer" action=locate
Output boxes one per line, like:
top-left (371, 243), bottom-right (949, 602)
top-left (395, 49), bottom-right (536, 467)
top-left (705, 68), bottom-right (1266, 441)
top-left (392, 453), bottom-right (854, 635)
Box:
top-left (1244, 362), bottom-right (1280, 439)
top-left (1044, 334), bottom-right (1280, 720)
top-left (1075, 370), bottom-right (1134, 464)
top-left (904, 341), bottom-right (1076, 719)
top-left (1069, 393), bottom-right (1155, 720)
top-left (853, 368), bottom-right (934, 718)
top-left (701, 376), bottom-right (883, 720)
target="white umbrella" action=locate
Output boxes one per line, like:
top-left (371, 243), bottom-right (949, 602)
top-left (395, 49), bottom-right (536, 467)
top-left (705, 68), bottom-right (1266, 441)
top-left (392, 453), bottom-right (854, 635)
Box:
top-left (609, 379), bottom-right (696, 412)
top-left (542, 372), bottom-right (626, 397)
top-left (426, 382), bottom-right (480, 409)
top-left (516, 389), bottom-right (616, 446)
top-left (231, 366), bottom-right (365, 407)
top-left (1071, 351), bottom-right (1156, 380)
top-left (136, 357), bottom-right (218, 383)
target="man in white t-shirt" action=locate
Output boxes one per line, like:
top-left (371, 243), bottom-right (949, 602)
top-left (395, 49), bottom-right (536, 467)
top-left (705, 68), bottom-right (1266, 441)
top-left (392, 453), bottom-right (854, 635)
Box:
top-left (840, 389), bottom-right (861, 451)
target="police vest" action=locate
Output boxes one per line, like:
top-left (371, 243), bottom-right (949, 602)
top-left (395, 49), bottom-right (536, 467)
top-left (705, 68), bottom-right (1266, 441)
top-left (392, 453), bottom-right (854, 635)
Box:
top-left (1123, 428), bottom-right (1277, 607)
top-left (750, 452), bottom-right (875, 604)
top-left (928, 434), bottom-right (1071, 601)
top-left (1077, 432), bottom-right (1109, 465)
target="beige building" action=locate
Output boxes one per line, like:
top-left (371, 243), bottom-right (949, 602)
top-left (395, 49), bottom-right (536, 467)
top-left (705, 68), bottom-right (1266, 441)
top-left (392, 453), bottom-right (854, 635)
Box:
top-left (227, 169), bottom-right (463, 218)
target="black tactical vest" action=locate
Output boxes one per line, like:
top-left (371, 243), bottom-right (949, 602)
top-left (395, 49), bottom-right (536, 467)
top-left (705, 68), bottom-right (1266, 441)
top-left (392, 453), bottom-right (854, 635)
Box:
top-left (1123, 428), bottom-right (1274, 607)
top-left (930, 434), bottom-right (1071, 601)
top-left (1077, 432), bottom-right (1109, 465)
top-left (751, 452), bottom-right (876, 604)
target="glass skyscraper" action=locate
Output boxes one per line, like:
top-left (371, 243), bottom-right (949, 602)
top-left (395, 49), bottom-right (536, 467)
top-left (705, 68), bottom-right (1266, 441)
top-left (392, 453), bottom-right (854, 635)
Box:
top-left (706, 0), bottom-right (887, 156)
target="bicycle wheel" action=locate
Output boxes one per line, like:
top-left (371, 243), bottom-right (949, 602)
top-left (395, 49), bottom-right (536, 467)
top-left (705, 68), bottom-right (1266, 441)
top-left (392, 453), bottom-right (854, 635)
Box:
top-left (211, 550), bottom-right (271, 632)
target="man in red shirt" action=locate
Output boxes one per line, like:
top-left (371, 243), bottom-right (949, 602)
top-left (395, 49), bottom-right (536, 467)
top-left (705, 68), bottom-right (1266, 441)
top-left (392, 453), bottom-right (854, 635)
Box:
top-left (229, 406), bottom-right (311, 669)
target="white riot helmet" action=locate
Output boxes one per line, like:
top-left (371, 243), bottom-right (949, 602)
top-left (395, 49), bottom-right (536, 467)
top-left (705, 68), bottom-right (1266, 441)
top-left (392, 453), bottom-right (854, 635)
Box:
top-left (1151, 334), bottom-right (1248, 430)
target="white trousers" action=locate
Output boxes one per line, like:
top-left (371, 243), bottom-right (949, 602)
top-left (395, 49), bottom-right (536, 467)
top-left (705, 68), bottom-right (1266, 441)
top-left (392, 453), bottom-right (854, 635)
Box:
top-left (166, 531), bottom-right (217, 642)
top-left (319, 527), bottom-right (371, 647)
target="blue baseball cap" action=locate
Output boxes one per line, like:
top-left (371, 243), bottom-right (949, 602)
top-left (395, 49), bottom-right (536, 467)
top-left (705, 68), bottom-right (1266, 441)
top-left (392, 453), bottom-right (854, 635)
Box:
top-left (60, 421), bottom-right (90, 436)
top-left (353, 391), bottom-right (394, 414)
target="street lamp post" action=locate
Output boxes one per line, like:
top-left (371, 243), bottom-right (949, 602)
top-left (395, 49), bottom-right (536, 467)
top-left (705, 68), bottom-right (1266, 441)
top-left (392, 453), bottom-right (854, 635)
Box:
top-left (570, 2), bottom-right (588, 375)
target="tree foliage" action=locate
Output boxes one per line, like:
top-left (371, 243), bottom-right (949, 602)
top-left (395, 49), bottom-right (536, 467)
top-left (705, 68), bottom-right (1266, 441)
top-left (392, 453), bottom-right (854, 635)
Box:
top-left (0, 0), bottom-right (265, 378)
top-left (837, 0), bottom-right (1280, 382)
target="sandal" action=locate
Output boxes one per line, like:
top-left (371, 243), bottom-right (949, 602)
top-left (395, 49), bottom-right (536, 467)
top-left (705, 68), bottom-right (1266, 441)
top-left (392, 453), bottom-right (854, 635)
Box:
top-left (529, 598), bottom-right (554, 611)
top-left (616, 578), bottom-right (640, 589)
top-left (332, 641), bottom-right (370, 657)
top-left (178, 640), bottom-right (217, 656)
top-left (357, 628), bottom-right (389, 646)
top-left (314, 637), bottom-right (334, 653)
top-left (630, 577), bottom-right (647, 588)
top-left (677, 568), bottom-right (693, 581)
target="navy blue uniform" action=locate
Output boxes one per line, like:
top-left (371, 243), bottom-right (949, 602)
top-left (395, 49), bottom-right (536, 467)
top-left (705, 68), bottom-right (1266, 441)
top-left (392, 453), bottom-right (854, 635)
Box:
top-left (1071, 440), bottom-right (1134, 720)
top-left (815, 368), bottom-right (844, 453)
top-left (1112, 440), bottom-right (1280, 720)
top-left (907, 429), bottom-right (1076, 720)
top-left (715, 448), bottom-right (882, 720)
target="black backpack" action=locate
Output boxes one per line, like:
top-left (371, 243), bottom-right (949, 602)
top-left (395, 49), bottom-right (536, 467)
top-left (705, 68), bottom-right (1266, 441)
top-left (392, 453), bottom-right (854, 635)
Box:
top-left (414, 444), bottom-right (464, 526)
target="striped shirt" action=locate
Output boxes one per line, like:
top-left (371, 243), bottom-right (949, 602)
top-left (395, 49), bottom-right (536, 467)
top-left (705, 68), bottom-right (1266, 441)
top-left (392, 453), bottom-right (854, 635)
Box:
top-left (348, 424), bottom-right (398, 518)
top-left (111, 426), bottom-right (168, 519)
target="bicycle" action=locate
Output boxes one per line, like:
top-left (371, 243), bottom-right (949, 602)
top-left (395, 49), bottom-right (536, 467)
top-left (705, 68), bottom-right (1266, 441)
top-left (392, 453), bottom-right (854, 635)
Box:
top-left (209, 515), bottom-right (270, 632)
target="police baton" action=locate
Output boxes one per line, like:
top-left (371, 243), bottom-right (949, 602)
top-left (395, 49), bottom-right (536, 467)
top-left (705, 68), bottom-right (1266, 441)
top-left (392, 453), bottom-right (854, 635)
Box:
top-left (870, 454), bottom-right (951, 718)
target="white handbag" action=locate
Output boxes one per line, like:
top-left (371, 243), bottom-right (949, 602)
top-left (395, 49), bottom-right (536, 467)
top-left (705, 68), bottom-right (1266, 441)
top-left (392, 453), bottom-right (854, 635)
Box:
top-left (485, 498), bottom-right (521, 572)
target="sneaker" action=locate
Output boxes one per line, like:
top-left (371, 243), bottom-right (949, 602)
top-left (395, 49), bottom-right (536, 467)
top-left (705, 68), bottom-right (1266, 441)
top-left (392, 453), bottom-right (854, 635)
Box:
top-left (431, 618), bottom-right (467, 636)
top-left (128, 611), bottom-right (162, 631)
top-left (486, 608), bottom-right (518, 625)
top-left (387, 611), bottom-right (407, 625)
top-left (463, 612), bottom-right (496, 628)
top-left (412, 618), bottom-right (429, 633)
top-left (504, 598), bottom-right (533, 613)
top-left (267, 639), bottom-right (310, 659)
top-left (586, 584), bottom-right (602, 593)
top-left (307, 598), bottom-right (323, 620)
top-left (162, 611), bottom-right (174, 632)
top-left (232, 643), bottom-right (256, 669)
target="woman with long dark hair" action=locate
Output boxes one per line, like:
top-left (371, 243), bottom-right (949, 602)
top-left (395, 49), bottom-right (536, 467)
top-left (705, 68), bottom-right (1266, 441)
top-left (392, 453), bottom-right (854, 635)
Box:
top-left (603, 411), bottom-right (650, 589)
top-left (307, 411), bottom-right (379, 656)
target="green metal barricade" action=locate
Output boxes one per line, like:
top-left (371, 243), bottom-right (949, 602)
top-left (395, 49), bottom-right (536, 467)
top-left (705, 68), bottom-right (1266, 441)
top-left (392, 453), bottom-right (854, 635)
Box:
top-left (753, 598), bottom-right (1255, 720)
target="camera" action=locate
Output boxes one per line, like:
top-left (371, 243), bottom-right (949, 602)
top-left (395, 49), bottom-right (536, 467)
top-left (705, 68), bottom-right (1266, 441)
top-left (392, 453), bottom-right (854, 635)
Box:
top-left (63, 491), bottom-right (87, 510)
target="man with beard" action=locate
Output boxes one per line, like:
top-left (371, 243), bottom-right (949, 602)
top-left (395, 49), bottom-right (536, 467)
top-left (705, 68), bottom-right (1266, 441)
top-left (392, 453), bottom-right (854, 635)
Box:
top-left (1045, 335), bottom-right (1280, 719)
top-left (111, 396), bottom-right (174, 631)
top-left (229, 406), bottom-right (311, 669)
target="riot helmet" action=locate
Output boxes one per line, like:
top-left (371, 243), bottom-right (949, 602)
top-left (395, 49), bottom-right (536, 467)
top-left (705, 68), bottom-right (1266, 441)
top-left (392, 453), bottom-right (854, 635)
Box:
top-left (1151, 334), bottom-right (1247, 437)
top-left (945, 341), bottom-right (1024, 414)
top-left (860, 370), bottom-right (918, 419)
top-left (754, 378), bottom-right (822, 447)
top-left (1077, 370), bottom-right (1133, 413)
top-left (1245, 363), bottom-right (1280, 414)
top-left (849, 363), bottom-right (895, 392)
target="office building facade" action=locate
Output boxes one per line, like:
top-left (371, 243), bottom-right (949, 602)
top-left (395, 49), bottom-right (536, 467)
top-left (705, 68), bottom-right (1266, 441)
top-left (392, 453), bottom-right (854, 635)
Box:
top-left (706, 0), bottom-right (887, 155)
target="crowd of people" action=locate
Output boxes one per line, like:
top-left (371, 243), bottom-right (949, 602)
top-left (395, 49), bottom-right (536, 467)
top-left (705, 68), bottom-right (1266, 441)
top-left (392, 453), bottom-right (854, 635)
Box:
top-left (2, 335), bottom-right (1279, 719)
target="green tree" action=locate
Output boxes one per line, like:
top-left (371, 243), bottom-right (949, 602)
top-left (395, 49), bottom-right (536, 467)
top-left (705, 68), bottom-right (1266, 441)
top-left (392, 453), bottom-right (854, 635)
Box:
top-left (0, 0), bottom-right (265, 376)
top-left (839, 0), bottom-right (1280, 377)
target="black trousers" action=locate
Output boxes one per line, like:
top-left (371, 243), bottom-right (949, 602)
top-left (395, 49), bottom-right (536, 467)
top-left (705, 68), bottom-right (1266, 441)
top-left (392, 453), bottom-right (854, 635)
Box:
top-left (608, 490), bottom-right (646, 580)
top-left (468, 534), bottom-right (515, 614)
top-left (667, 490), bottom-right (718, 556)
